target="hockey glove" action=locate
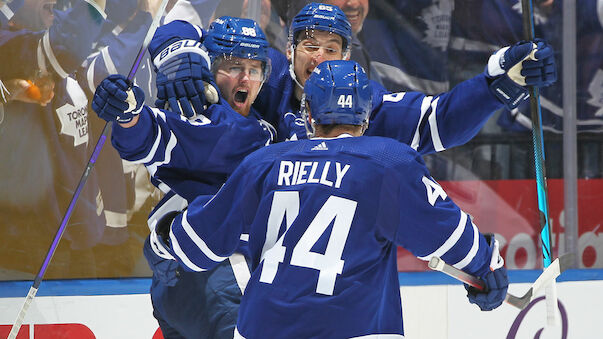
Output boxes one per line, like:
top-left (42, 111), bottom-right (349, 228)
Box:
top-left (92, 74), bottom-right (145, 123)
top-left (465, 234), bottom-right (508, 311)
top-left (486, 39), bottom-right (557, 110)
top-left (152, 39), bottom-right (219, 119)
top-left (143, 236), bottom-right (180, 286)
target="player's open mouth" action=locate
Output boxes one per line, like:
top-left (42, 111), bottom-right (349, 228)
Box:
top-left (305, 68), bottom-right (314, 79)
top-left (234, 89), bottom-right (248, 104)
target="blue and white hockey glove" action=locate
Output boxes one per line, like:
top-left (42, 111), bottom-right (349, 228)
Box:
top-left (92, 74), bottom-right (144, 123)
top-left (486, 39), bottom-right (557, 110)
top-left (465, 234), bottom-right (508, 311)
top-left (152, 39), bottom-right (219, 119)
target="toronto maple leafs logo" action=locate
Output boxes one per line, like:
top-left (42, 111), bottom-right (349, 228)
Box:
top-left (421, 0), bottom-right (454, 51)
top-left (55, 78), bottom-right (89, 147)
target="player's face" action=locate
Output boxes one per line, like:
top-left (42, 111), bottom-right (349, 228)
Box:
top-left (291, 30), bottom-right (344, 86)
top-left (215, 57), bottom-right (264, 117)
top-left (12, 0), bottom-right (55, 30)
top-left (324, 0), bottom-right (369, 34)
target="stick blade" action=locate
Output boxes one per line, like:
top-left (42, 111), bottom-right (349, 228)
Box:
top-left (558, 253), bottom-right (575, 273)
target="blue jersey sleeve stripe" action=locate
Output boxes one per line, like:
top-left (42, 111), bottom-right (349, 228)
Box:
top-left (169, 228), bottom-right (207, 272)
top-left (417, 211), bottom-right (467, 261)
top-left (452, 222), bottom-right (480, 270)
top-left (146, 130), bottom-right (177, 176)
top-left (181, 210), bottom-right (229, 262)
top-left (428, 97), bottom-right (445, 152)
top-left (410, 96), bottom-right (433, 150)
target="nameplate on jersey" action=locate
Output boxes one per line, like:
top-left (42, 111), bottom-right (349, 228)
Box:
top-left (153, 39), bottom-right (209, 69)
top-left (278, 161), bottom-right (350, 188)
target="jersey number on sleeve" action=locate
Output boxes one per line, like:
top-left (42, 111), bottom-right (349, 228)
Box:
top-left (422, 176), bottom-right (447, 206)
top-left (259, 191), bottom-right (357, 295)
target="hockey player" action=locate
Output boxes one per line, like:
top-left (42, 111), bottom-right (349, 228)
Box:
top-left (150, 60), bottom-right (510, 338)
top-left (158, 2), bottom-right (556, 151)
top-left (253, 2), bottom-right (556, 146)
top-left (92, 16), bottom-right (275, 338)
top-left (107, 4), bottom-right (554, 336)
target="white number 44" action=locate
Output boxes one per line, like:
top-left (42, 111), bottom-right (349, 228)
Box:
top-left (259, 191), bottom-right (357, 295)
top-left (337, 94), bottom-right (353, 108)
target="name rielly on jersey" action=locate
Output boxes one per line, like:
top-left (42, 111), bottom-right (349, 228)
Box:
top-left (277, 160), bottom-right (350, 188)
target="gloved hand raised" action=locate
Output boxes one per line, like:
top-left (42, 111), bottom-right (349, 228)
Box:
top-left (465, 234), bottom-right (509, 311)
top-left (152, 39), bottom-right (219, 119)
top-left (486, 39), bottom-right (557, 109)
top-left (92, 74), bottom-right (145, 124)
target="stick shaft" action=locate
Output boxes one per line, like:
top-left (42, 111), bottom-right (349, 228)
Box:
top-left (520, 0), bottom-right (558, 326)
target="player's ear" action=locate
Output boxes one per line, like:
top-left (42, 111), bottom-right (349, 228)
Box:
top-left (286, 42), bottom-right (293, 62)
top-left (342, 50), bottom-right (351, 61)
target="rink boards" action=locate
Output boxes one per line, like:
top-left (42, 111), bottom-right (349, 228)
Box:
top-left (0, 270), bottom-right (601, 339)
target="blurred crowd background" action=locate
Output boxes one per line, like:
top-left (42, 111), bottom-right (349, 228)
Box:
top-left (0, 0), bottom-right (601, 280)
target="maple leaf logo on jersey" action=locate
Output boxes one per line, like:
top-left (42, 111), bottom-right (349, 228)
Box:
top-left (311, 142), bottom-right (328, 151)
top-left (55, 78), bottom-right (89, 147)
top-left (421, 0), bottom-right (454, 51)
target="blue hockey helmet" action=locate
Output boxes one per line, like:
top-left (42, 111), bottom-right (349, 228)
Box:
top-left (205, 16), bottom-right (271, 79)
top-left (290, 3), bottom-right (352, 55)
top-left (302, 60), bottom-right (372, 134)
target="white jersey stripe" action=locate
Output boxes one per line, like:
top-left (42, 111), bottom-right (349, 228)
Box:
top-left (84, 0), bottom-right (107, 19)
top-left (170, 229), bottom-right (206, 271)
top-left (417, 211), bottom-right (467, 261)
top-left (229, 253), bottom-right (251, 293)
top-left (411, 96), bottom-right (433, 150)
top-left (147, 131), bottom-right (177, 177)
top-left (0, 5), bottom-right (14, 22)
top-left (100, 46), bottom-right (118, 74)
top-left (42, 31), bottom-right (69, 78)
top-left (130, 117), bottom-right (162, 164)
top-left (453, 222), bottom-right (480, 270)
top-left (86, 57), bottom-right (98, 93)
top-left (428, 97), bottom-right (445, 152)
top-left (181, 210), bottom-right (229, 263)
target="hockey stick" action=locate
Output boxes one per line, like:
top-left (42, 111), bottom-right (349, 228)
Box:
top-left (7, 1), bottom-right (170, 338)
top-left (520, 0), bottom-right (558, 326)
top-left (428, 253), bottom-right (573, 310)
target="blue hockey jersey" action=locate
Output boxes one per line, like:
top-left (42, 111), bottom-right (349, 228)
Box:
top-left (110, 101), bottom-right (275, 201)
top-left (256, 48), bottom-right (504, 153)
top-left (160, 135), bottom-right (494, 338)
